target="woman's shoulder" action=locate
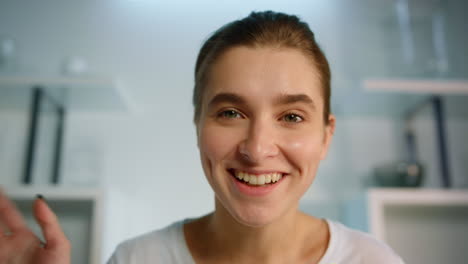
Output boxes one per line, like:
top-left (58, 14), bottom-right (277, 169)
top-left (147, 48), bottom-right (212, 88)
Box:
top-left (320, 219), bottom-right (405, 264)
top-left (118, 221), bottom-right (179, 250)
top-left (107, 219), bottom-right (194, 264)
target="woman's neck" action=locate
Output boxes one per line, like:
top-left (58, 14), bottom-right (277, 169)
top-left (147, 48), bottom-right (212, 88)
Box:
top-left (184, 200), bottom-right (329, 264)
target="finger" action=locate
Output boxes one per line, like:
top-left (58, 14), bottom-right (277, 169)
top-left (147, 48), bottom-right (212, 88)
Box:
top-left (0, 187), bottom-right (27, 233)
top-left (33, 195), bottom-right (69, 251)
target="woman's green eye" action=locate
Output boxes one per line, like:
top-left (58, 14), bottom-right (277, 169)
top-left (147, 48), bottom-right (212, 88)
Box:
top-left (283, 113), bottom-right (303, 123)
top-left (219, 110), bottom-right (241, 119)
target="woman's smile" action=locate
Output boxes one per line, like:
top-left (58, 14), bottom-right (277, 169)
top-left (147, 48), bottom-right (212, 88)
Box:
top-left (228, 168), bottom-right (288, 197)
top-left (230, 169), bottom-right (285, 186)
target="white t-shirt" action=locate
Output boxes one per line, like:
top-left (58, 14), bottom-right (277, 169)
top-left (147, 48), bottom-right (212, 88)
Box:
top-left (107, 219), bottom-right (405, 264)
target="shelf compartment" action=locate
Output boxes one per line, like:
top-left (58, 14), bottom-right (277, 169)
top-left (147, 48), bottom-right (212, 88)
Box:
top-left (6, 187), bottom-right (103, 264)
top-left (344, 188), bottom-right (468, 264)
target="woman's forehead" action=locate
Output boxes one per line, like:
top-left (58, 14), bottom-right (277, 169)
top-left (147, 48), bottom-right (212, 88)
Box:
top-left (204, 46), bottom-right (324, 104)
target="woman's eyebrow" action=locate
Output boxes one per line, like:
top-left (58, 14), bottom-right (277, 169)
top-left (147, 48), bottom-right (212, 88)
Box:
top-left (207, 93), bottom-right (316, 110)
top-left (208, 92), bottom-right (246, 107)
top-left (274, 94), bottom-right (316, 110)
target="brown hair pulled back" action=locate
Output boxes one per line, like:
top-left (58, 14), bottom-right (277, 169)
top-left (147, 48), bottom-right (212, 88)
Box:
top-left (193, 11), bottom-right (331, 124)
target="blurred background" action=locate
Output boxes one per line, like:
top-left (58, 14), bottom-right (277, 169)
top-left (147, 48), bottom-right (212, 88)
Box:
top-left (1, 0), bottom-right (467, 263)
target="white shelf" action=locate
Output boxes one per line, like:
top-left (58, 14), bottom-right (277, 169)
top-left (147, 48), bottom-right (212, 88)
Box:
top-left (5, 186), bottom-right (101, 200)
top-left (5, 186), bottom-right (103, 264)
top-left (0, 75), bottom-right (116, 87)
top-left (363, 78), bottom-right (468, 94)
top-left (368, 188), bottom-right (468, 206)
top-left (0, 75), bottom-right (131, 111)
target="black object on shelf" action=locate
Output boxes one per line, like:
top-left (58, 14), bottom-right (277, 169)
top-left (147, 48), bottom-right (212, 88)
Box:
top-left (401, 95), bottom-right (451, 188)
top-left (52, 105), bottom-right (65, 184)
top-left (432, 96), bottom-right (451, 188)
top-left (22, 86), bottom-right (66, 185)
top-left (23, 86), bottom-right (42, 184)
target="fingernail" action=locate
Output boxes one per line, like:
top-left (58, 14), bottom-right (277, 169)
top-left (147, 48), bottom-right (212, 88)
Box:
top-left (36, 194), bottom-right (44, 200)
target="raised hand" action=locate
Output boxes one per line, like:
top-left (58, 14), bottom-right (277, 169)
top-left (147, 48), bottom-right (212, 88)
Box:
top-left (0, 189), bottom-right (71, 264)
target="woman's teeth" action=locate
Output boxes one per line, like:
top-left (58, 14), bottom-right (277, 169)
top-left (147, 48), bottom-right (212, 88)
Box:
top-left (234, 171), bottom-right (283, 186)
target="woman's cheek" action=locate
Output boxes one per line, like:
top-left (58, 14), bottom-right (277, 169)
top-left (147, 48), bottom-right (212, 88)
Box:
top-left (200, 124), bottom-right (240, 165)
top-left (282, 131), bottom-right (325, 170)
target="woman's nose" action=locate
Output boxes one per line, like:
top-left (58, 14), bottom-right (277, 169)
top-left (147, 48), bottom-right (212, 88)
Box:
top-left (238, 120), bottom-right (279, 164)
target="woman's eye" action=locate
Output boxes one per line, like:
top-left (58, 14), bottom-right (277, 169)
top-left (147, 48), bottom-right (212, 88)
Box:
top-left (218, 110), bottom-right (242, 119)
top-left (283, 113), bottom-right (303, 123)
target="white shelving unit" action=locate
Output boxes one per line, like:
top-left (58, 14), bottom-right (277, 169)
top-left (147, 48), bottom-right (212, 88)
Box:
top-left (5, 187), bottom-right (103, 264)
top-left (0, 76), bottom-right (134, 263)
top-left (343, 188), bottom-right (468, 264)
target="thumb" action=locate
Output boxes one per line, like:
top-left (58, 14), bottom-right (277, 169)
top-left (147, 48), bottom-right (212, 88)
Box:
top-left (33, 195), bottom-right (70, 251)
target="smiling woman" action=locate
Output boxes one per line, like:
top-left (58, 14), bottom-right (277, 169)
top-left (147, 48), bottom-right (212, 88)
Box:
top-left (106, 11), bottom-right (405, 264)
top-left (0, 10), bottom-right (405, 264)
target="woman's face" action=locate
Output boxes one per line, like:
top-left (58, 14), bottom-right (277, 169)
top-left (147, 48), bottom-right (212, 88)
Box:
top-left (197, 46), bottom-right (335, 227)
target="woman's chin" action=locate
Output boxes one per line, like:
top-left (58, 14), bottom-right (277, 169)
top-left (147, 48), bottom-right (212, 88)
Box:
top-left (230, 207), bottom-right (279, 228)
top-left (216, 195), bottom-right (291, 228)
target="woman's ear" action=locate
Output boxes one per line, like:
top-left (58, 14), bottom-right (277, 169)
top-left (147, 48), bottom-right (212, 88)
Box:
top-left (195, 119), bottom-right (203, 148)
top-left (195, 124), bottom-right (200, 148)
top-left (320, 114), bottom-right (335, 160)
